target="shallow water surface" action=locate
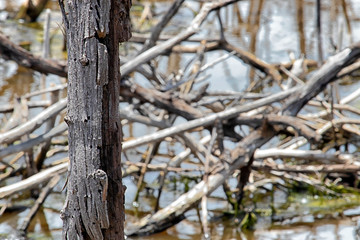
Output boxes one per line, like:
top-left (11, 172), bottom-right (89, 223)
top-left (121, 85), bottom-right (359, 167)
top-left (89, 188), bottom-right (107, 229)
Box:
top-left (1, 0), bottom-right (360, 239)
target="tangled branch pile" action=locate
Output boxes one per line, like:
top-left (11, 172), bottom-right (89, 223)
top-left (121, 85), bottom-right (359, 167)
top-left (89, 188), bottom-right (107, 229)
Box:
top-left (1, 0), bottom-right (360, 237)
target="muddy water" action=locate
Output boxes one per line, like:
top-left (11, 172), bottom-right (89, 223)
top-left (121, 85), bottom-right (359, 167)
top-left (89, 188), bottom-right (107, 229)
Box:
top-left (1, 0), bottom-right (360, 239)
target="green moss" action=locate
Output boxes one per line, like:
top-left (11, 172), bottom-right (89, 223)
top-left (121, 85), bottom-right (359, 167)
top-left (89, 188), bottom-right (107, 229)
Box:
top-left (239, 212), bottom-right (257, 230)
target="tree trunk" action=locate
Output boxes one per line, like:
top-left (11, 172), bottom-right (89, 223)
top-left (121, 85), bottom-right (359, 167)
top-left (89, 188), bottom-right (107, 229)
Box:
top-left (59, 0), bottom-right (131, 239)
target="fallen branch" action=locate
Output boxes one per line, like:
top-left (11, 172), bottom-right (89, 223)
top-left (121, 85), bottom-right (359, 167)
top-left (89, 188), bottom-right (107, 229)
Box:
top-left (0, 162), bottom-right (67, 199)
top-left (125, 42), bottom-right (360, 236)
top-left (0, 98), bottom-right (67, 144)
top-left (120, 0), bottom-right (239, 76)
top-left (254, 148), bottom-right (355, 164)
top-left (17, 175), bottom-right (61, 232)
top-left (122, 87), bottom-right (298, 150)
top-left (253, 161), bottom-right (360, 173)
top-left (0, 32), bottom-right (67, 77)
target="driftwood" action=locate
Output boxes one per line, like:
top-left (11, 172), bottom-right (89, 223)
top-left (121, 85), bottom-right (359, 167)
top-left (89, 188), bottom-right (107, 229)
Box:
top-left (0, 32), bottom-right (67, 77)
top-left (17, 175), bottom-right (61, 233)
top-left (0, 98), bottom-right (67, 144)
top-left (1, 0), bottom-right (360, 238)
top-left (125, 43), bottom-right (360, 236)
top-left (121, 0), bottom-right (239, 76)
top-left (0, 162), bottom-right (67, 198)
top-left (0, 122), bottom-right (67, 159)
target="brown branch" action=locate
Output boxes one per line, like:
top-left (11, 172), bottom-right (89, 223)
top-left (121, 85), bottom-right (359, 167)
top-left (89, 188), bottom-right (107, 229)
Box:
top-left (229, 114), bottom-right (320, 143)
top-left (140, 0), bottom-right (185, 52)
top-left (17, 175), bottom-right (60, 233)
top-left (125, 42), bottom-right (360, 236)
top-left (253, 162), bottom-right (360, 173)
top-left (121, 83), bottom-right (204, 120)
top-left (120, 0), bottom-right (239, 76)
top-left (0, 32), bottom-right (67, 77)
top-left (220, 41), bottom-right (283, 83)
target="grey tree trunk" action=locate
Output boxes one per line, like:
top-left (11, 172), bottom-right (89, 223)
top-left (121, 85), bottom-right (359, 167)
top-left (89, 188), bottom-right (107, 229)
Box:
top-left (59, 0), bottom-right (131, 239)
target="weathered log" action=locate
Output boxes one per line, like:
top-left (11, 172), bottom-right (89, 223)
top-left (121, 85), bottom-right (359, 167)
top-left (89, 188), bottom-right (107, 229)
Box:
top-left (254, 148), bottom-right (354, 164)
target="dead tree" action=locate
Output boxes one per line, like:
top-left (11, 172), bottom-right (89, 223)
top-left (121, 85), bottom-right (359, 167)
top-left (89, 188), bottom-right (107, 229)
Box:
top-left (59, 0), bottom-right (131, 239)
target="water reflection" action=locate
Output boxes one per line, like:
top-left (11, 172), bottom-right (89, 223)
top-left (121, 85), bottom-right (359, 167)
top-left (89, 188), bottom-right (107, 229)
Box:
top-left (296, 0), bottom-right (306, 56)
top-left (0, 65), bottom-right (34, 101)
top-left (0, 0), bottom-right (360, 239)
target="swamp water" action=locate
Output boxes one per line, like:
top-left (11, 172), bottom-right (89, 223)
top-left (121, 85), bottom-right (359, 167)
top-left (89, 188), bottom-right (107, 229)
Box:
top-left (1, 0), bottom-right (360, 239)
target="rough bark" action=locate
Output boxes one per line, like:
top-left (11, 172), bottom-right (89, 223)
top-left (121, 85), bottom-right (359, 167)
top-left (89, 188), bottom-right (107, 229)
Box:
top-left (59, 0), bottom-right (131, 239)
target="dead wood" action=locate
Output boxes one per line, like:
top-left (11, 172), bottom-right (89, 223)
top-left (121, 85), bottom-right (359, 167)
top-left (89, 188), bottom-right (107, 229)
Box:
top-left (220, 41), bottom-right (283, 83)
top-left (0, 100), bottom-right (50, 113)
top-left (253, 162), bottom-right (360, 173)
top-left (229, 114), bottom-right (320, 143)
top-left (282, 42), bottom-right (360, 116)
top-left (34, 90), bottom-right (61, 171)
top-left (0, 32), bottom-right (67, 77)
top-left (140, 0), bottom-right (185, 52)
top-left (125, 43), bottom-right (360, 236)
top-left (0, 98), bottom-right (67, 144)
top-left (254, 148), bottom-right (354, 164)
top-left (0, 122), bottom-right (67, 159)
top-left (17, 175), bottom-right (60, 233)
top-left (130, 32), bottom-right (219, 44)
top-left (122, 87), bottom-right (298, 150)
top-left (120, 0), bottom-right (239, 76)
top-left (0, 162), bottom-right (67, 199)
top-left (121, 82), bottom-right (204, 120)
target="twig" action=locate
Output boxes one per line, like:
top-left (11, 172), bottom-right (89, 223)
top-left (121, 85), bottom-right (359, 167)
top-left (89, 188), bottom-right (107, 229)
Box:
top-left (121, 0), bottom-right (239, 76)
top-left (140, 0), bottom-right (185, 52)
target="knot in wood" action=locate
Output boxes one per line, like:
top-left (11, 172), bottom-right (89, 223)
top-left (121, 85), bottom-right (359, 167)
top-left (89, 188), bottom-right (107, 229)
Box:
top-left (20, 59), bottom-right (31, 67)
top-left (94, 169), bottom-right (107, 182)
top-left (60, 208), bottom-right (68, 220)
top-left (92, 169), bottom-right (108, 202)
top-left (80, 55), bottom-right (89, 66)
top-left (64, 115), bottom-right (71, 125)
